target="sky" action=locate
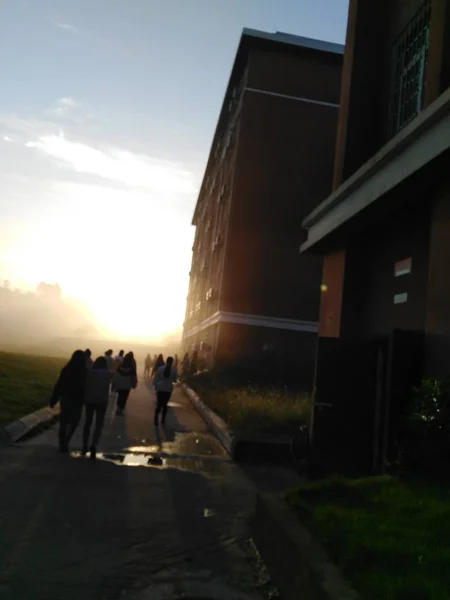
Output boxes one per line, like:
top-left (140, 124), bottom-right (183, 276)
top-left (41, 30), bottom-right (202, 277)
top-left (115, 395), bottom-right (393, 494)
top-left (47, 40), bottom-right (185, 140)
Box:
top-left (0, 0), bottom-right (349, 341)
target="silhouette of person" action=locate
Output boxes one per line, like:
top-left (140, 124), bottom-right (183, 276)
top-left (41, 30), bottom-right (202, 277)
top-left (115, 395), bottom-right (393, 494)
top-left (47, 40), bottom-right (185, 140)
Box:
top-left (50, 350), bottom-right (87, 453)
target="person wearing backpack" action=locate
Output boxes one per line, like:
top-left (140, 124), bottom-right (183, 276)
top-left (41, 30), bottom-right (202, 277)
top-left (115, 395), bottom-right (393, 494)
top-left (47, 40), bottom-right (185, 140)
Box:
top-left (153, 356), bottom-right (178, 426)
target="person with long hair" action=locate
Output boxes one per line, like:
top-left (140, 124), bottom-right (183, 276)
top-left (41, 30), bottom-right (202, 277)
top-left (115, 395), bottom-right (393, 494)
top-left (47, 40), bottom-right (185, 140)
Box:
top-left (50, 350), bottom-right (87, 453)
top-left (112, 352), bottom-right (138, 416)
top-left (151, 354), bottom-right (164, 376)
top-left (82, 356), bottom-right (110, 459)
top-left (153, 356), bottom-right (178, 426)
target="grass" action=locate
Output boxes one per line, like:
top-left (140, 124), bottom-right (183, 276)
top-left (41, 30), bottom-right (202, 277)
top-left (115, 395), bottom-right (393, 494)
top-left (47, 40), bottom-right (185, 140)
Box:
top-left (0, 352), bottom-right (66, 427)
top-left (286, 475), bottom-right (450, 600)
top-left (186, 373), bottom-right (310, 436)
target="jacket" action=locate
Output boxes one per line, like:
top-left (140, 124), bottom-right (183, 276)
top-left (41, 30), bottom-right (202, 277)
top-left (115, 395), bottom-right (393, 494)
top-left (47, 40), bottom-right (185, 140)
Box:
top-left (154, 365), bottom-right (178, 393)
top-left (84, 368), bottom-right (110, 405)
top-left (112, 365), bottom-right (137, 391)
top-left (51, 366), bottom-right (87, 407)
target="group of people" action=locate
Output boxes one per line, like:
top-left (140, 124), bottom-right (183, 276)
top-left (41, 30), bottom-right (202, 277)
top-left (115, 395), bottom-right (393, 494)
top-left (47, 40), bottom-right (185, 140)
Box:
top-left (50, 348), bottom-right (138, 458)
top-left (50, 347), bottom-right (179, 458)
top-left (144, 350), bottom-right (197, 379)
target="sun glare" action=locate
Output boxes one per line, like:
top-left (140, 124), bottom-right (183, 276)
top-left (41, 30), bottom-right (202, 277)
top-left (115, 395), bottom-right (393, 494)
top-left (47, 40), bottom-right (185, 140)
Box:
top-left (3, 181), bottom-right (195, 341)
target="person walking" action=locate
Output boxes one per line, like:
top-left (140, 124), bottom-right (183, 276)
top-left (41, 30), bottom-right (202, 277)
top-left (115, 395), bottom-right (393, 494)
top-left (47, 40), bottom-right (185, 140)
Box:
top-left (105, 349), bottom-right (114, 373)
top-left (85, 349), bottom-right (94, 370)
top-left (153, 356), bottom-right (178, 426)
top-left (190, 350), bottom-right (198, 375)
top-left (113, 350), bottom-right (124, 371)
top-left (112, 353), bottom-right (138, 416)
top-left (144, 354), bottom-right (152, 378)
top-left (152, 354), bottom-right (165, 376)
top-left (181, 352), bottom-right (190, 376)
top-left (174, 354), bottom-right (179, 370)
top-left (82, 356), bottom-right (110, 460)
top-left (50, 350), bottom-right (87, 453)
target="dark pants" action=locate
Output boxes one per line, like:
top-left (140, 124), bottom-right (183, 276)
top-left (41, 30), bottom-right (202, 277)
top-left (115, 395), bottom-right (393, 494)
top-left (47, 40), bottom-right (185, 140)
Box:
top-left (117, 389), bottom-right (130, 411)
top-left (59, 397), bottom-right (83, 452)
top-left (154, 391), bottom-right (172, 424)
top-left (83, 404), bottom-right (107, 450)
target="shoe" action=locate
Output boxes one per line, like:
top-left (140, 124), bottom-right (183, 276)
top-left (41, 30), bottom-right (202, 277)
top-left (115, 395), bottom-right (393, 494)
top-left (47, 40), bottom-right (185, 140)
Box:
top-left (59, 446), bottom-right (68, 454)
top-left (90, 447), bottom-right (97, 460)
top-left (81, 446), bottom-right (88, 457)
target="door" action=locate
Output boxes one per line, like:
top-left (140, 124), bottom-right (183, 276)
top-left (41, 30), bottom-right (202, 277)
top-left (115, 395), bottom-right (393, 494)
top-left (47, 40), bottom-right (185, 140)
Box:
top-left (310, 337), bottom-right (383, 477)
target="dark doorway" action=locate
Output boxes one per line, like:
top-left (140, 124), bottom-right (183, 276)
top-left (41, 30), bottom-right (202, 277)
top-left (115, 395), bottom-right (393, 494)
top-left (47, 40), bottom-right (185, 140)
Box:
top-left (309, 337), bottom-right (383, 477)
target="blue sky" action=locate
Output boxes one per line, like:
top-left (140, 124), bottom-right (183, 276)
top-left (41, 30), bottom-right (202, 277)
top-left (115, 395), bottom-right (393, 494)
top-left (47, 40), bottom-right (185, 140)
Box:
top-left (0, 0), bottom-right (349, 339)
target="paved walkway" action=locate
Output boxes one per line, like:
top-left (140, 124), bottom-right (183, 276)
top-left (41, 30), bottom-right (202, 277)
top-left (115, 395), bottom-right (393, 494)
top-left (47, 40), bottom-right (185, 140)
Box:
top-left (0, 380), bottom-right (277, 600)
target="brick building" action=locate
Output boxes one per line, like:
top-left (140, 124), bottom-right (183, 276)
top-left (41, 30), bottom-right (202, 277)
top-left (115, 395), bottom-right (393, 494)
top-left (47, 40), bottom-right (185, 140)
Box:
top-left (301, 0), bottom-right (450, 474)
top-left (182, 28), bottom-right (343, 382)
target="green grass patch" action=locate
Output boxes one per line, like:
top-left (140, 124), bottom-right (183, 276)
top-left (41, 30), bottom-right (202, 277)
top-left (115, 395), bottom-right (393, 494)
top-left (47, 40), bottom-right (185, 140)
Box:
top-left (0, 352), bottom-right (66, 426)
top-left (286, 475), bottom-right (450, 600)
top-left (187, 373), bottom-right (310, 436)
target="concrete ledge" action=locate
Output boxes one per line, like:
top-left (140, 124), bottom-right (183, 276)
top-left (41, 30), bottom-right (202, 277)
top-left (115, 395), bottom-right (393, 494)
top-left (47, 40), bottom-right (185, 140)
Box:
top-left (251, 492), bottom-right (360, 600)
top-left (0, 405), bottom-right (60, 447)
top-left (181, 383), bottom-right (236, 456)
top-left (181, 383), bottom-right (297, 463)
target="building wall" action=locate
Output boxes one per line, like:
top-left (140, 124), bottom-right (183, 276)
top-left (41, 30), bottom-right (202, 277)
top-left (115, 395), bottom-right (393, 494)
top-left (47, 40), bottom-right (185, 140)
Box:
top-left (340, 197), bottom-right (431, 340)
top-left (247, 46), bottom-right (342, 104)
top-left (424, 170), bottom-right (450, 377)
top-left (321, 0), bottom-right (450, 344)
top-left (215, 321), bottom-right (317, 387)
top-left (221, 48), bottom-right (341, 321)
top-left (334, 0), bottom-right (449, 188)
top-left (184, 38), bottom-right (342, 371)
top-left (318, 251), bottom-right (346, 337)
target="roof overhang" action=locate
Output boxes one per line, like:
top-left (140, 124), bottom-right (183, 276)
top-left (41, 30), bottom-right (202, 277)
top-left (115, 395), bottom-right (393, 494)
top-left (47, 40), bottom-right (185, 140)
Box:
top-left (301, 86), bottom-right (450, 253)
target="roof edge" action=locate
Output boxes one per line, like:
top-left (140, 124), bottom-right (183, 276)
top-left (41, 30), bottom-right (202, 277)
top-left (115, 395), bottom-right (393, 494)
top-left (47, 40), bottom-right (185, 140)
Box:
top-left (242, 27), bottom-right (344, 55)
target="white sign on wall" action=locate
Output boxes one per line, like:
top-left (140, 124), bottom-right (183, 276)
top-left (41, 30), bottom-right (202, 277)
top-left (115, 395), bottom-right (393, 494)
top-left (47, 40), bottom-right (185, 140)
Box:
top-left (394, 292), bottom-right (408, 305)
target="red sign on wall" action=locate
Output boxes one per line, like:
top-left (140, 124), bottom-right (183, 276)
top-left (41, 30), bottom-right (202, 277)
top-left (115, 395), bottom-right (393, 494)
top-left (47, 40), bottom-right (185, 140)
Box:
top-left (394, 257), bottom-right (412, 277)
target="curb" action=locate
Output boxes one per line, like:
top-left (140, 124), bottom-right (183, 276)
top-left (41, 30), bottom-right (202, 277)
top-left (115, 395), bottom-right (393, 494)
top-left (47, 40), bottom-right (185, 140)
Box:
top-left (0, 405), bottom-right (60, 447)
top-left (181, 383), bottom-right (236, 457)
top-left (250, 492), bottom-right (360, 600)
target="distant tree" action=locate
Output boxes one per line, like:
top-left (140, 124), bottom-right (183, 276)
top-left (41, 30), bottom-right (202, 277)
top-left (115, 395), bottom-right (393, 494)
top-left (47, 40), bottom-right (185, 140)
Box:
top-left (37, 282), bottom-right (62, 301)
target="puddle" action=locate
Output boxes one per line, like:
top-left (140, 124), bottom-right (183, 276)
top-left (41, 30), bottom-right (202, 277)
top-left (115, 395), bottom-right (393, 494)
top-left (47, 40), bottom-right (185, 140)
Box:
top-left (69, 432), bottom-right (229, 477)
top-left (85, 451), bottom-right (232, 477)
top-left (159, 432), bottom-right (226, 458)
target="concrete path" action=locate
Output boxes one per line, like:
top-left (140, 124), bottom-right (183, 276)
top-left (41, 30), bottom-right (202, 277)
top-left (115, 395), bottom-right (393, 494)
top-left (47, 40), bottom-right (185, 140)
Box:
top-left (0, 380), bottom-right (277, 600)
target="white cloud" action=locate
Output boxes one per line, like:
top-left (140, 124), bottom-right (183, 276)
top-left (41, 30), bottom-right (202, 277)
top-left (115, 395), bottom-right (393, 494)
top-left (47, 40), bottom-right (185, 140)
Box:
top-left (3, 136), bottom-right (11, 142)
top-left (56, 22), bottom-right (78, 33)
top-left (25, 132), bottom-right (196, 196)
top-left (59, 97), bottom-right (79, 108)
top-left (46, 97), bottom-right (83, 119)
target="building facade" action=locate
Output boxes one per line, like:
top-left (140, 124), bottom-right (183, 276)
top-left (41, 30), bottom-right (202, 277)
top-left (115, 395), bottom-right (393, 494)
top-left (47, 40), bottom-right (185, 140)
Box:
top-left (301, 0), bottom-right (450, 474)
top-left (182, 28), bottom-right (343, 382)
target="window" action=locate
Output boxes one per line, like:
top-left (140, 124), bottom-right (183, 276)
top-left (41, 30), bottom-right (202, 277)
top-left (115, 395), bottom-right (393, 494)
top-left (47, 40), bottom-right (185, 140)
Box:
top-left (389, 0), bottom-right (431, 136)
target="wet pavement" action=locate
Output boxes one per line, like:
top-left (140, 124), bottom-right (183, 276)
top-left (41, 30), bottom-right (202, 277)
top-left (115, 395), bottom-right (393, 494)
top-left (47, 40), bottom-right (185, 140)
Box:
top-left (0, 379), bottom-right (282, 600)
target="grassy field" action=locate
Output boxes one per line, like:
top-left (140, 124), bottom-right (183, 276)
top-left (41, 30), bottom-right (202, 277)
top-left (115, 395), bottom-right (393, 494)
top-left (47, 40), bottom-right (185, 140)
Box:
top-left (187, 374), bottom-right (310, 436)
top-left (0, 352), bottom-right (66, 427)
top-left (286, 476), bottom-right (450, 600)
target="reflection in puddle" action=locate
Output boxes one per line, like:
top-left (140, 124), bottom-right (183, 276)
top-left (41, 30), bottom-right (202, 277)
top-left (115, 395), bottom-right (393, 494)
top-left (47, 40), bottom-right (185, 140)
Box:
top-left (95, 451), bottom-right (231, 476)
top-left (125, 432), bottom-right (226, 459)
